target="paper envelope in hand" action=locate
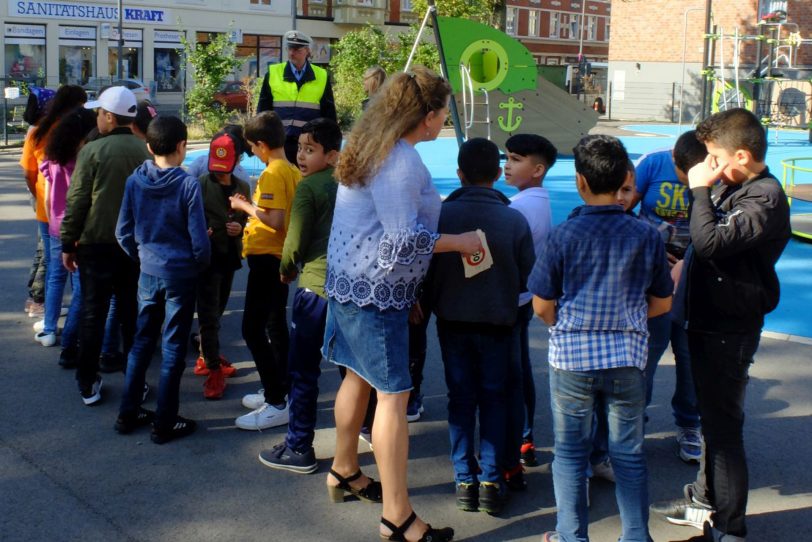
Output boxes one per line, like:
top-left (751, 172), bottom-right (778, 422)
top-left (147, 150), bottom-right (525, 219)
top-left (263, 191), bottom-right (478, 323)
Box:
top-left (462, 229), bottom-right (493, 278)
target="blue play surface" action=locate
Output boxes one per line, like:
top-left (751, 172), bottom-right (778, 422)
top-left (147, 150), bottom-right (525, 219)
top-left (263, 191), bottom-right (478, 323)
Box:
top-left (185, 125), bottom-right (812, 338)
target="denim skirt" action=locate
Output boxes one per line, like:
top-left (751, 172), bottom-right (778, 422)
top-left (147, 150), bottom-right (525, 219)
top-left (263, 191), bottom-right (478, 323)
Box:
top-left (322, 297), bottom-right (412, 394)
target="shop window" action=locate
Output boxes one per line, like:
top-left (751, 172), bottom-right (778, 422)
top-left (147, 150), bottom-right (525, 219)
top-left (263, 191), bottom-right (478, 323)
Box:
top-left (4, 24), bottom-right (46, 81)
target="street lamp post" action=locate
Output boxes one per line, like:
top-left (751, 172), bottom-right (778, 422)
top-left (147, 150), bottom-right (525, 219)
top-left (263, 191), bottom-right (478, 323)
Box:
top-left (117, 0), bottom-right (124, 79)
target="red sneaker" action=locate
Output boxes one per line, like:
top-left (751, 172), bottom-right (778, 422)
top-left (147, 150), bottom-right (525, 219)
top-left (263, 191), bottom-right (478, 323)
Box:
top-left (219, 355), bottom-right (237, 378)
top-left (203, 368), bottom-right (226, 400)
top-left (193, 356), bottom-right (209, 376)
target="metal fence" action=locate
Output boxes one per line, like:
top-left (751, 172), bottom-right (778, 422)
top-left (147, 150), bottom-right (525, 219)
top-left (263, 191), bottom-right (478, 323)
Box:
top-left (1, 76), bottom-right (45, 145)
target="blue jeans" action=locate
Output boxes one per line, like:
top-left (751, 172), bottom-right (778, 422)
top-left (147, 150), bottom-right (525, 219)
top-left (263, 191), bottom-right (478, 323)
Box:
top-left (437, 320), bottom-right (516, 485)
top-left (46, 237), bottom-right (81, 347)
top-left (646, 314), bottom-right (700, 428)
top-left (550, 367), bottom-right (652, 542)
top-left (518, 303), bottom-right (536, 442)
top-left (37, 221), bottom-right (51, 315)
top-left (102, 294), bottom-right (121, 355)
top-left (119, 273), bottom-right (197, 430)
top-left (286, 289), bottom-right (328, 452)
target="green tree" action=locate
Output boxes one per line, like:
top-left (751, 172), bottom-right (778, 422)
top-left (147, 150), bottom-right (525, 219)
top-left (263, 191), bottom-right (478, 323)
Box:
top-left (180, 30), bottom-right (244, 136)
top-left (410, 0), bottom-right (503, 27)
top-left (329, 25), bottom-right (440, 128)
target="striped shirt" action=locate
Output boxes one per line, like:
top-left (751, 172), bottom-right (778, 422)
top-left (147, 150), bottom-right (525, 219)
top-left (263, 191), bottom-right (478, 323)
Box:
top-left (528, 204), bottom-right (672, 371)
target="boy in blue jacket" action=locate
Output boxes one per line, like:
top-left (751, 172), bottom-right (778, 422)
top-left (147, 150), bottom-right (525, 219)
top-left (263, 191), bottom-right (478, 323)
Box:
top-left (115, 115), bottom-right (211, 444)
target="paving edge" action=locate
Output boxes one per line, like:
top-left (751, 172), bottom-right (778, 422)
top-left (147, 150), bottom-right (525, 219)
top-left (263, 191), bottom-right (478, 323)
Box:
top-left (762, 330), bottom-right (812, 345)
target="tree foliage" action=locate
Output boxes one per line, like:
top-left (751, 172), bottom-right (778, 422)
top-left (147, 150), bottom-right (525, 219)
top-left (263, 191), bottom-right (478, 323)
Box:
top-left (410, 0), bottom-right (503, 27)
top-left (180, 30), bottom-right (244, 136)
top-left (329, 25), bottom-right (440, 128)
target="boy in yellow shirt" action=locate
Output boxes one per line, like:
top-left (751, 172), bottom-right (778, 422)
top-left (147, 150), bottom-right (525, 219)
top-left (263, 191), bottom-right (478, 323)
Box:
top-left (230, 111), bottom-right (301, 430)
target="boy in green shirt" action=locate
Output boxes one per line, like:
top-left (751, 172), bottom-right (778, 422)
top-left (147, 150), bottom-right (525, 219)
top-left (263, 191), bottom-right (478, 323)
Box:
top-left (257, 118), bottom-right (341, 474)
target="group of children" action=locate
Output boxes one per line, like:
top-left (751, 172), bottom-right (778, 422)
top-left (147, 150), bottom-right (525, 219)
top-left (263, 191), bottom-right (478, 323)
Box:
top-left (19, 80), bottom-right (787, 542)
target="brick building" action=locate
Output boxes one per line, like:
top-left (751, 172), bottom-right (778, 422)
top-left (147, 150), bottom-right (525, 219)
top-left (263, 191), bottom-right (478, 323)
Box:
top-left (608, 0), bottom-right (812, 122)
top-left (504, 0), bottom-right (611, 66)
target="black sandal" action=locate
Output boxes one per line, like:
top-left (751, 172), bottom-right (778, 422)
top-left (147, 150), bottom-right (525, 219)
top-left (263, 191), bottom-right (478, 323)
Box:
top-left (326, 468), bottom-right (383, 503)
top-left (380, 511), bottom-right (454, 542)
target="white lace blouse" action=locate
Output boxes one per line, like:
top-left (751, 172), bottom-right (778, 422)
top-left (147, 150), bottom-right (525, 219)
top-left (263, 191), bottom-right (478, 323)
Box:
top-left (325, 139), bottom-right (441, 310)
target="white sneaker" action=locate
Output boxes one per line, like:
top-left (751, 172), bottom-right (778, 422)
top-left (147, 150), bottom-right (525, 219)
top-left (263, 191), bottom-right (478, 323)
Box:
top-left (235, 402), bottom-right (289, 431)
top-left (33, 319), bottom-right (45, 333)
top-left (34, 331), bottom-right (57, 347)
top-left (241, 389), bottom-right (265, 410)
top-left (590, 457), bottom-right (616, 483)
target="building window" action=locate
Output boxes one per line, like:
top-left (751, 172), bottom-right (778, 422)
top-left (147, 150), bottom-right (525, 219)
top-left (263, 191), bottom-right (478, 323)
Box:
top-left (549, 13), bottom-right (560, 39)
top-left (4, 24), bottom-right (46, 82)
top-left (59, 26), bottom-right (96, 86)
top-left (605, 20), bottom-right (610, 41)
top-left (107, 28), bottom-right (142, 80)
top-left (528, 10), bottom-right (540, 38)
top-left (570, 15), bottom-right (580, 42)
top-left (154, 30), bottom-right (184, 92)
top-left (198, 32), bottom-right (282, 80)
top-left (401, 0), bottom-right (412, 11)
top-left (587, 15), bottom-right (597, 41)
top-left (250, 0), bottom-right (271, 4)
top-left (506, 7), bottom-right (518, 36)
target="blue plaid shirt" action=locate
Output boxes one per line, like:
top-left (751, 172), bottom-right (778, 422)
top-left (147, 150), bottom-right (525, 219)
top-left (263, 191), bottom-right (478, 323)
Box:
top-left (528, 205), bottom-right (673, 371)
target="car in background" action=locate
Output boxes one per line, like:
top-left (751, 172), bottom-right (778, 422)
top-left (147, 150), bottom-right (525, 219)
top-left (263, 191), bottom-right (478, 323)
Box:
top-left (213, 81), bottom-right (248, 111)
top-left (84, 78), bottom-right (150, 102)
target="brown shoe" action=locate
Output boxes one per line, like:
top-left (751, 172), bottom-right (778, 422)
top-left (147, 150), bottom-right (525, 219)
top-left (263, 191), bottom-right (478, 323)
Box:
top-left (203, 368), bottom-right (226, 400)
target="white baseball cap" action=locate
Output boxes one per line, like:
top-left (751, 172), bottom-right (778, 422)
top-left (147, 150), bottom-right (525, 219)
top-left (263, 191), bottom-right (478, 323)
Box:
top-left (85, 86), bottom-right (138, 117)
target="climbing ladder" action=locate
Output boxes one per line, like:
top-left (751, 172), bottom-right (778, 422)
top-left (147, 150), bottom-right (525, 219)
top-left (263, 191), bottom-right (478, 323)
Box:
top-left (460, 64), bottom-right (491, 141)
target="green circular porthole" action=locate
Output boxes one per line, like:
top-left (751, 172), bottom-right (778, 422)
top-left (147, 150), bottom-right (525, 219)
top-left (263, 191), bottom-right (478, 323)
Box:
top-left (460, 39), bottom-right (509, 92)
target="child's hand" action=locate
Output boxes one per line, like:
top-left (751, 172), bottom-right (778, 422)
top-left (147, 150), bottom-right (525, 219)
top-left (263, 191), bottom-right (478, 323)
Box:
top-left (408, 302), bottom-right (425, 325)
top-left (225, 221), bottom-right (242, 237)
top-left (457, 231), bottom-right (483, 257)
top-left (207, 227), bottom-right (213, 237)
top-left (688, 154), bottom-right (726, 189)
top-left (62, 252), bottom-right (78, 272)
top-left (280, 270), bottom-right (297, 284)
top-left (229, 194), bottom-right (250, 212)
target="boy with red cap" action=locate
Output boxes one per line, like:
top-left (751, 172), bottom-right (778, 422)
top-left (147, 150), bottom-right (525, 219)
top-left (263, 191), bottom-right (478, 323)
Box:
top-left (193, 131), bottom-right (251, 399)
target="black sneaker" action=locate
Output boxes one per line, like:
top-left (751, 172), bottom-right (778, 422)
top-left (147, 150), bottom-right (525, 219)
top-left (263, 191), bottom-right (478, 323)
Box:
top-left (99, 352), bottom-right (125, 373)
top-left (258, 443), bottom-right (318, 474)
top-left (79, 375), bottom-right (103, 406)
top-left (520, 439), bottom-right (538, 467)
top-left (115, 408), bottom-right (156, 434)
top-left (478, 482), bottom-right (506, 515)
top-left (59, 347), bottom-right (78, 369)
top-left (455, 482), bottom-right (479, 512)
top-left (650, 484), bottom-right (713, 529)
top-left (151, 416), bottom-right (197, 444)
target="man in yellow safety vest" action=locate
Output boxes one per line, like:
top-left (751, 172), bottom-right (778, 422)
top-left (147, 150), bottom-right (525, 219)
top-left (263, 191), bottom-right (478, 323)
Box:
top-left (257, 30), bottom-right (337, 163)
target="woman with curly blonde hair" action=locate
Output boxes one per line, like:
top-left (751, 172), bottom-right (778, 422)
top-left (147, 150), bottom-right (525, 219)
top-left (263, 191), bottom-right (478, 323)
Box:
top-left (324, 66), bottom-right (480, 542)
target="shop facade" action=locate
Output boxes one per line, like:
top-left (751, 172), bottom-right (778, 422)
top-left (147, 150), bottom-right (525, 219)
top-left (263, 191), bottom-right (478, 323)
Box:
top-left (1, 0), bottom-right (358, 106)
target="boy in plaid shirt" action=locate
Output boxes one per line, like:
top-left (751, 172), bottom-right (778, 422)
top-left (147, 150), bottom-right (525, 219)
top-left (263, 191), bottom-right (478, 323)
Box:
top-left (530, 135), bottom-right (673, 542)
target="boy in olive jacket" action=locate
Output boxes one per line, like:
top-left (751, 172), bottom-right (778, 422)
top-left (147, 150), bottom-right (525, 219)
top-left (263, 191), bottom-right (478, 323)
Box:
top-left (61, 86), bottom-right (151, 405)
top-left (194, 132), bottom-right (251, 399)
top-left (257, 118), bottom-right (340, 474)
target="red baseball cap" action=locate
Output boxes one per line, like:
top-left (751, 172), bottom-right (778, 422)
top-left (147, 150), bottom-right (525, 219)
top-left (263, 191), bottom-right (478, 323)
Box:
top-left (208, 133), bottom-right (238, 174)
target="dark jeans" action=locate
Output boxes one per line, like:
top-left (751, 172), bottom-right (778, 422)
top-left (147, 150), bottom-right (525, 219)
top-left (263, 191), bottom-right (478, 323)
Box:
top-left (688, 331), bottom-right (759, 538)
top-left (120, 272), bottom-right (197, 429)
top-left (437, 320), bottom-right (516, 484)
top-left (196, 266), bottom-right (236, 368)
top-left (518, 303), bottom-right (536, 441)
top-left (285, 289), bottom-right (328, 452)
top-left (102, 295), bottom-right (121, 356)
top-left (243, 254), bottom-right (289, 406)
top-left (75, 245), bottom-right (139, 389)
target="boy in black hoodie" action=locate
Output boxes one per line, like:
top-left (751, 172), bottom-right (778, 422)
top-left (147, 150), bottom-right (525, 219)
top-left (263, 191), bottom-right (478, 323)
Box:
top-left (427, 138), bottom-right (535, 515)
top-left (652, 108), bottom-right (790, 542)
top-left (115, 116), bottom-right (210, 444)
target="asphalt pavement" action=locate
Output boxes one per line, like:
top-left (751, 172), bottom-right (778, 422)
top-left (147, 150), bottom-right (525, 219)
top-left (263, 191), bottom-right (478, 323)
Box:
top-left (1, 147), bottom-right (810, 542)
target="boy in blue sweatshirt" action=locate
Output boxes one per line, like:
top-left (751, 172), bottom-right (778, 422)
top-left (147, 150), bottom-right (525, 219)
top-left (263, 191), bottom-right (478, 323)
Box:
top-left (115, 116), bottom-right (211, 444)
